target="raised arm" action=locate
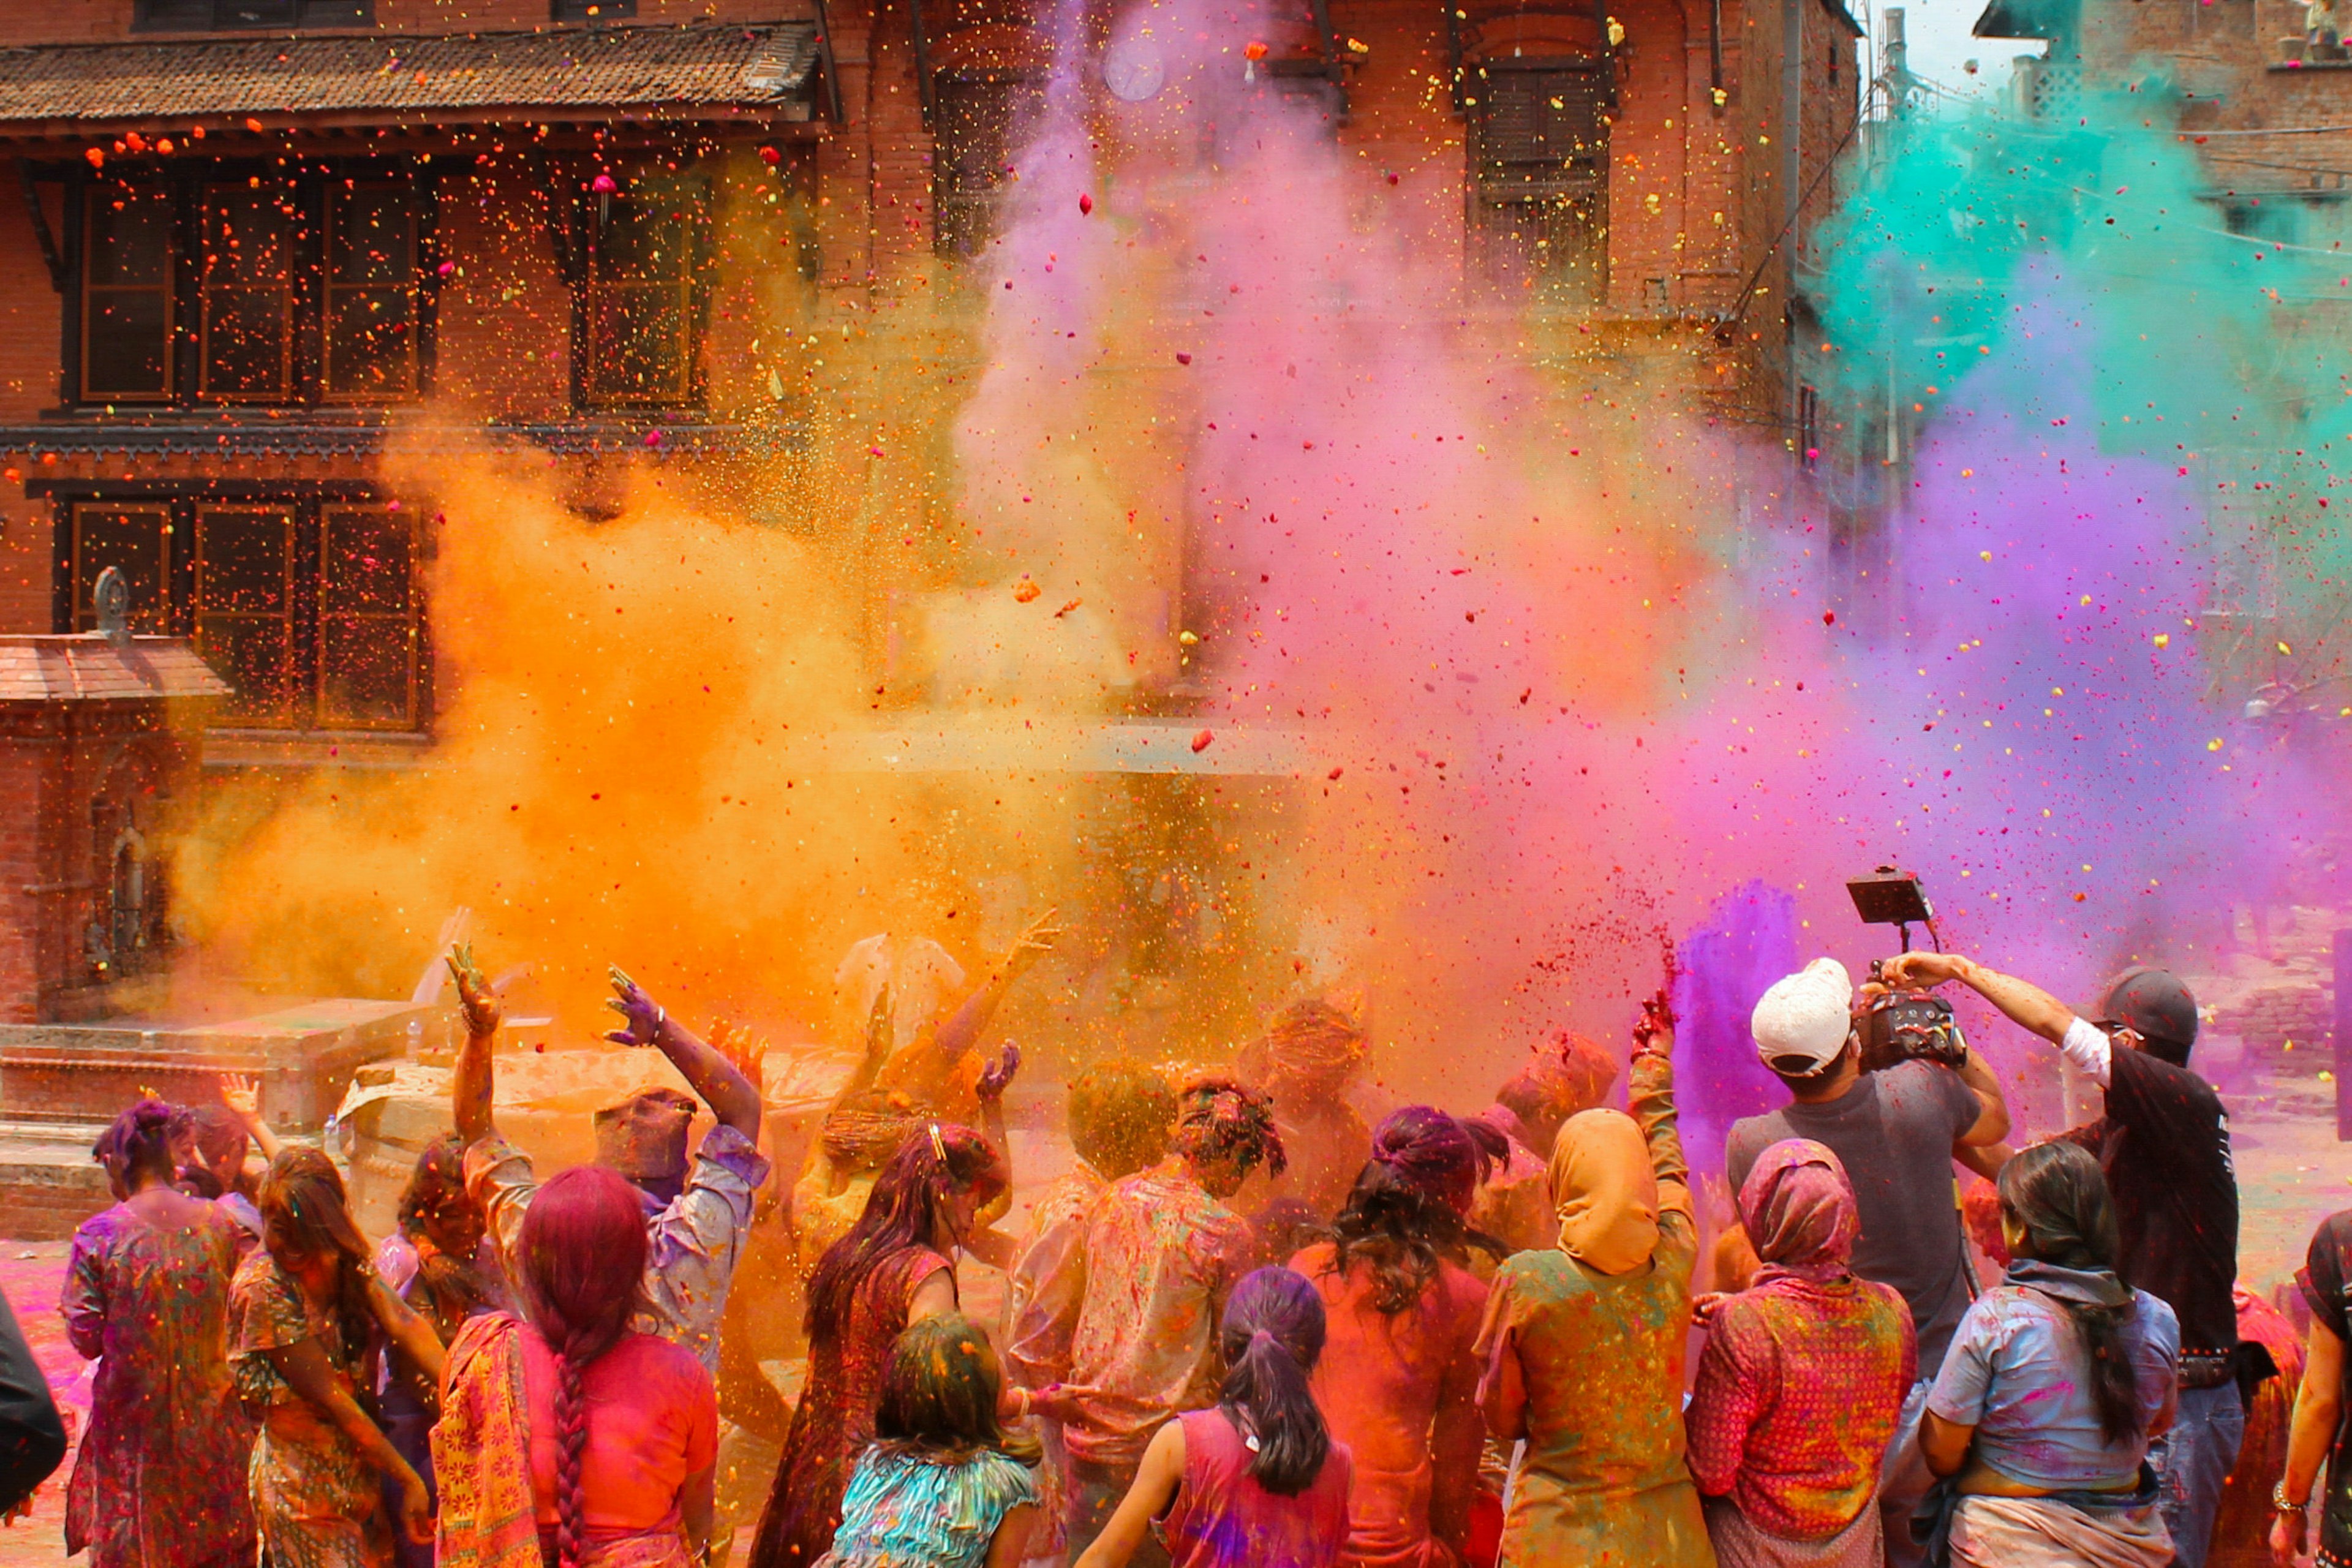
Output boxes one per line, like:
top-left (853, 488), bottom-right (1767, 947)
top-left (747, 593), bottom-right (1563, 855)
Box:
top-left (447, 943), bottom-right (502, 1144)
top-left (605, 968), bottom-right (761, 1141)
top-left (1627, 989), bottom-right (1691, 1199)
top-left (930, 910), bottom-right (1062, 1068)
top-left (1883, 952), bottom-right (2075, 1048)
top-left (365, 1273), bottom-right (446, 1387)
top-left (219, 1074), bottom-right (285, 1164)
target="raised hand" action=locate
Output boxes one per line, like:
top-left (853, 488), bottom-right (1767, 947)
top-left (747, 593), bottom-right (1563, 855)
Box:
top-left (219, 1072), bottom-right (263, 1126)
top-left (1005, 909), bottom-right (1065, 978)
top-left (445, 941), bottom-right (500, 1038)
top-left (1631, 985), bottom-right (1676, 1058)
top-left (708, 1017), bottom-right (769, 1083)
top-left (976, 1043), bottom-right (1022, 1102)
top-left (603, 966), bottom-right (666, 1048)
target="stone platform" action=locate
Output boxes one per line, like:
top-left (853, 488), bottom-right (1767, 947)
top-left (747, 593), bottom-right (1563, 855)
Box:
top-left (0, 997), bottom-right (431, 1237)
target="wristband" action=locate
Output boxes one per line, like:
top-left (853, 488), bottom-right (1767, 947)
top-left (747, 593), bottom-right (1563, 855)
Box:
top-left (2275, 1477), bottom-right (2310, 1513)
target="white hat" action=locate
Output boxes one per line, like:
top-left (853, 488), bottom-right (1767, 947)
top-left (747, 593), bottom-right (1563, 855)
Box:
top-left (1751, 957), bottom-right (1855, 1074)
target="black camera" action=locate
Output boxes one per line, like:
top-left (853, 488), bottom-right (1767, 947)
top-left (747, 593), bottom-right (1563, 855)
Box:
top-left (1845, 868), bottom-right (1969, 1072)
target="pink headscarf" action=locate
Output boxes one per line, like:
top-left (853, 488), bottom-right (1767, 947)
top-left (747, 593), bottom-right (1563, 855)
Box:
top-left (1736, 1137), bottom-right (1860, 1286)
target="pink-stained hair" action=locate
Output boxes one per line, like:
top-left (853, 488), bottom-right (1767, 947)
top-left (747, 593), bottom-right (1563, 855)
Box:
top-left (514, 1166), bottom-right (649, 1568)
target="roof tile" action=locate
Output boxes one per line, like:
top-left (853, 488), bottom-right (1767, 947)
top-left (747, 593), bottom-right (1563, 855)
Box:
top-left (0, 23), bottom-right (818, 126)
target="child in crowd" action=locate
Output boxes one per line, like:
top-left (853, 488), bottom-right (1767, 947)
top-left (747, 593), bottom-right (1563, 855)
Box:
top-left (1075, 1267), bottom-right (1353, 1568)
top-left (821, 1313), bottom-right (1043, 1568)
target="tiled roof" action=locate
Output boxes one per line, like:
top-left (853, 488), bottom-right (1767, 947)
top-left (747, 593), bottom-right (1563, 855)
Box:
top-left (0, 23), bottom-right (820, 127)
top-left (0, 635), bottom-right (231, 704)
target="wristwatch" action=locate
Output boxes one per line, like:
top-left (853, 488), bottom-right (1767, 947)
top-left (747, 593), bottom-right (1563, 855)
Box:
top-left (2275, 1477), bottom-right (2311, 1513)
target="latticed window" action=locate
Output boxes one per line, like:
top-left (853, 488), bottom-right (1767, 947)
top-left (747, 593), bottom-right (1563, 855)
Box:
top-left (74, 164), bottom-right (428, 407)
top-left (583, 170), bottom-right (709, 408)
top-left (933, 77), bottom-right (1047, 258)
top-left (62, 497), bottom-right (428, 734)
top-left (1468, 62), bottom-right (1611, 303)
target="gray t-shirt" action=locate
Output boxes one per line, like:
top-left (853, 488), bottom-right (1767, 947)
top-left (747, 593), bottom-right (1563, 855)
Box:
top-left (1725, 1060), bottom-right (1983, 1376)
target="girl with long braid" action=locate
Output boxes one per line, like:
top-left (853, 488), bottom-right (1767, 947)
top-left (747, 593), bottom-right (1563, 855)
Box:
top-left (228, 1148), bottom-right (445, 1568)
top-left (1920, 1140), bottom-right (2180, 1567)
top-left (1076, 1267), bottom-right (1354, 1568)
top-left (435, 1164), bottom-right (718, 1568)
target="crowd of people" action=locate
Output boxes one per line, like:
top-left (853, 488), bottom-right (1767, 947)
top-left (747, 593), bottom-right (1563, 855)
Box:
top-left (1, 919), bottom-right (2349, 1568)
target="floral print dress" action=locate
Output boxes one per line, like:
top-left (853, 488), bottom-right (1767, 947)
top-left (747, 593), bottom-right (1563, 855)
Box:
top-left (62, 1200), bottom-right (256, 1568)
top-left (229, 1251), bottom-right (387, 1568)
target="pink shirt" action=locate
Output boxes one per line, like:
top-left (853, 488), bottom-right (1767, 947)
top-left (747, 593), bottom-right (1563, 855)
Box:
top-left (520, 1327), bottom-right (718, 1533)
top-left (1164, 1408), bottom-right (1352, 1568)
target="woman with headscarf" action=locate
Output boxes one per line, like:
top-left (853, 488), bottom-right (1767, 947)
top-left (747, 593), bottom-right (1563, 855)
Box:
top-left (1921, 1140), bottom-right (2179, 1568)
top-left (1686, 1139), bottom-right (1915, 1568)
top-left (1237, 1000), bottom-right (1374, 1221)
top-left (1472, 988), bottom-right (1714, 1567)
top-left (1292, 1107), bottom-right (1501, 1568)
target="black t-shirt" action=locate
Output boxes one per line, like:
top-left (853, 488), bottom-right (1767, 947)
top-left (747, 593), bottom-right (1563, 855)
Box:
top-left (1727, 1059), bottom-right (1983, 1376)
top-left (2067, 1047), bottom-right (2238, 1356)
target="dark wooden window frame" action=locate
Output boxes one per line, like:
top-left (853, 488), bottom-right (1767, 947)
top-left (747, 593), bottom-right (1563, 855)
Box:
top-left (1466, 58), bottom-right (1614, 302)
top-left (58, 157), bottom-right (439, 410)
top-left (133, 0), bottom-right (375, 32)
top-left (554, 160), bottom-right (715, 412)
top-left (47, 484), bottom-right (432, 736)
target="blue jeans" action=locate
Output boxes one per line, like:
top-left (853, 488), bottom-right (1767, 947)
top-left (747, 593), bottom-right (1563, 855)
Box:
top-left (1879, 1377), bottom-right (1935, 1568)
top-left (2149, 1381), bottom-right (2245, 1568)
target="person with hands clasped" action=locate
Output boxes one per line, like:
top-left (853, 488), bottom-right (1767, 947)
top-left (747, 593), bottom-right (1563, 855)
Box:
top-left (1880, 952), bottom-right (2242, 1568)
top-left (448, 944), bottom-right (771, 1373)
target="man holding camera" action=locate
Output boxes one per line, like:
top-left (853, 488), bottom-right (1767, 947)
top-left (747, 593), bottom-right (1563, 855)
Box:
top-left (1882, 952), bottom-right (2241, 1568)
top-left (1726, 956), bottom-right (2013, 1566)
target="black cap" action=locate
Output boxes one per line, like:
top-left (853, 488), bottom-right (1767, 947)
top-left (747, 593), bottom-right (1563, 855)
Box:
top-left (2097, 967), bottom-right (2199, 1062)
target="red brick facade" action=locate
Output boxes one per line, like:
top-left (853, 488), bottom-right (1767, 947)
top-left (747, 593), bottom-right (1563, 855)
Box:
top-left (0, 0), bottom-right (1860, 745)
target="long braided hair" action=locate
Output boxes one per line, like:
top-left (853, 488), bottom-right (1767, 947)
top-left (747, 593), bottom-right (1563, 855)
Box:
top-left (514, 1166), bottom-right (649, 1568)
top-left (1997, 1140), bottom-right (2144, 1444)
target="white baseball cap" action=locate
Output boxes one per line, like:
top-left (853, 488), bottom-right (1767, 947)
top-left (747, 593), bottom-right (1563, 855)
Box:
top-left (1751, 957), bottom-right (1856, 1075)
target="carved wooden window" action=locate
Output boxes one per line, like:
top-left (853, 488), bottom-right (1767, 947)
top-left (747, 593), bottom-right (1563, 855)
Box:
top-left (134, 1), bottom-right (374, 29)
top-left (1469, 63), bottom-right (1610, 303)
top-left (317, 507), bottom-right (420, 731)
top-left (199, 183), bottom-right (299, 401)
top-left (68, 503), bottom-right (173, 635)
top-left (194, 506), bottom-right (300, 726)
top-left (584, 171), bottom-right (707, 408)
top-left (81, 177), bottom-right (176, 402)
top-left (933, 77), bottom-right (1047, 258)
top-left (323, 182), bottom-right (421, 400)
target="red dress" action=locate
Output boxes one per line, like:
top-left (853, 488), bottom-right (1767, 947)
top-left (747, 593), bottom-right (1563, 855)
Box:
top-left (748, 1246), bottom-right (950, 1568)
top-left (1162, 1408), bottom-right (1354, 1568)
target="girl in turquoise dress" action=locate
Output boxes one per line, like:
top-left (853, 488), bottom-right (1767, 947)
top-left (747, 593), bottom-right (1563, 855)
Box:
top-left (823, 1313), bottom-right (1041, 1568)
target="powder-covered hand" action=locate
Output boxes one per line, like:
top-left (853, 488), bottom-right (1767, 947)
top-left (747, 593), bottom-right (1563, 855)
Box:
top-left (446, 941), bottom-right (501, 1037)
top-left (976, 1044), bottom-right (1022, 1102)
top-left (603, 966), bottom-right (666, 1047)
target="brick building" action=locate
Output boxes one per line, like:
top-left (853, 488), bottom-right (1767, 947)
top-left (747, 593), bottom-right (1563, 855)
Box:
top-left (0, 0), bottom-right (1860, 773)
